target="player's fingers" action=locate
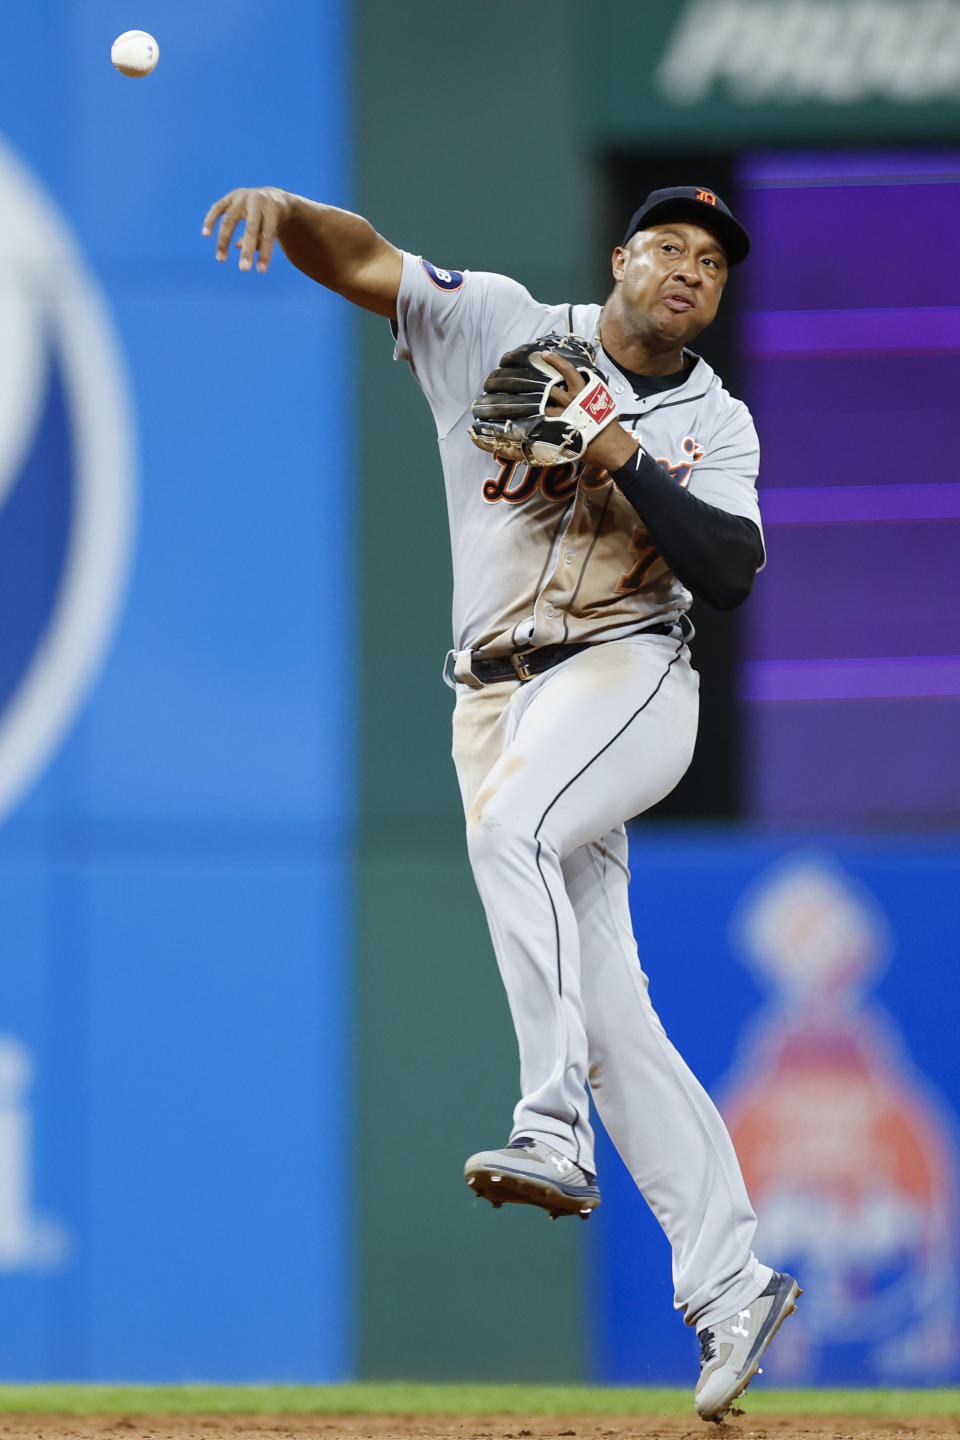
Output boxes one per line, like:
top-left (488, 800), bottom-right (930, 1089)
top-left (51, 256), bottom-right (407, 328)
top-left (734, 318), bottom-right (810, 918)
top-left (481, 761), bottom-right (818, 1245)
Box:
top-left (542, 353), bottom-right (584, 393)
top-left (255, 207), bottom-right (279, 273)
top-left (213, 199), bottom-right (246, 261)
top-left (238, 193), bottom-right (264, 271)
top-left (201, 192), bottom-right (236, 238)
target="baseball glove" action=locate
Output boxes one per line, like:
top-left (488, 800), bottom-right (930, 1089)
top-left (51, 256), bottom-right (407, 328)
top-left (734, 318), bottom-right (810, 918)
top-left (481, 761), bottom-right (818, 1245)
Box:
top-left (468, 332), bottom-right (619, 467)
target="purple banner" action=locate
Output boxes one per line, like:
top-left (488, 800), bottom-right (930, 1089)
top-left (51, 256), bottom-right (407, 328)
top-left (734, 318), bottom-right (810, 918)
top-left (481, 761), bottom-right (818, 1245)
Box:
top-left (737, 150), bottom-right (960, 825)
top-left (763, 484), bottom-right (960, 525)
top-left (744, 655), bottom-right (960, 703)
top-left (746, 307), bottom-right (960, 358)
top-left (745, 352), bottom-right (958, 490)
top-left (743, 151), bottom-right (960, 182)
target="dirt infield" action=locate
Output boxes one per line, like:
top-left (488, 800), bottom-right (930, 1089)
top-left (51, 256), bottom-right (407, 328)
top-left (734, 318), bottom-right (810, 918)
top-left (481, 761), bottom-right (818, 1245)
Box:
top-left (0, 1414), bottom-right (954, 1440)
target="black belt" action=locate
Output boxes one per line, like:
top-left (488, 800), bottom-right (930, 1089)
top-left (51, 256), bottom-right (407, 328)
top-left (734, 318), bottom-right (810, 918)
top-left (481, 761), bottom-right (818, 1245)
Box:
top-left (469, 622), bottom-right (677, 685)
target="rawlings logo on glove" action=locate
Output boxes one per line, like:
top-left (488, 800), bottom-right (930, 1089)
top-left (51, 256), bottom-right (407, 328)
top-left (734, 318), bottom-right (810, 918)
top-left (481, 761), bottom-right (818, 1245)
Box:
top-left (468, 332), bottom-right (619, 467)
top-left (580, 381), bottom-right (617, 424)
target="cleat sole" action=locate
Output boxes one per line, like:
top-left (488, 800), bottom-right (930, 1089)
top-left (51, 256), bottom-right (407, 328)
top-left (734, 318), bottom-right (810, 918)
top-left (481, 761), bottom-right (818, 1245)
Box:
top-left (464, 1162), bottom-right (600, 1218)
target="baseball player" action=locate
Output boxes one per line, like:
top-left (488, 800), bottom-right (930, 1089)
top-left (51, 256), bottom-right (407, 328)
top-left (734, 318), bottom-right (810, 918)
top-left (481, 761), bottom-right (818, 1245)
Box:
top-left (203, 181), bottom-right (800, 1421)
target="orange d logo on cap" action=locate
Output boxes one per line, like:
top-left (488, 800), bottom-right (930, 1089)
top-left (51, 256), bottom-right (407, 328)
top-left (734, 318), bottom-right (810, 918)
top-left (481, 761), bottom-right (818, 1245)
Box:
top-left (697, 189), bottom-right (717, 205)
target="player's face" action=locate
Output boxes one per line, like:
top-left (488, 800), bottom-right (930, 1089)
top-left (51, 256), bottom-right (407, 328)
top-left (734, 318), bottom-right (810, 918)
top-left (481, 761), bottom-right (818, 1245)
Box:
top-left (612, 223), bottom-right (728, 347)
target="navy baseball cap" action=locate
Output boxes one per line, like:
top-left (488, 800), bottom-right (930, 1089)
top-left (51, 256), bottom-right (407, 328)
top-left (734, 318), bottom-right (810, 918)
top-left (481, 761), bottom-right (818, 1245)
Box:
top-left (622, 186), bottom-right (750, 266)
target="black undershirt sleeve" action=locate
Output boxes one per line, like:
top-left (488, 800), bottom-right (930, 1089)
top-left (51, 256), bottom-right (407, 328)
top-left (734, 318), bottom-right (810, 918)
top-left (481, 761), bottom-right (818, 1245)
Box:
top-left (610, 447), bottom-right (764, 611)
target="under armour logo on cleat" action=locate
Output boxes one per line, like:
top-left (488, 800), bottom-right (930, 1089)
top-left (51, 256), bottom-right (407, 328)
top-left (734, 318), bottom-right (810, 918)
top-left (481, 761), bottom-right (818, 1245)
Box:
top-left (731, 1309), bottom-right (751, 1337)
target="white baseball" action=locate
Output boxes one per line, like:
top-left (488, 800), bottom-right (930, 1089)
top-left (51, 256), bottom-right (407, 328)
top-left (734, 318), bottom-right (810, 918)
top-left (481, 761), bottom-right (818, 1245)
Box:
top-left (110, 30), bottom-right (160, 77)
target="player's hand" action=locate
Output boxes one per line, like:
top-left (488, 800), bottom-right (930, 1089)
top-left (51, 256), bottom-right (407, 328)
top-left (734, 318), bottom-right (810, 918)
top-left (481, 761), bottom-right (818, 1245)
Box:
top-left (202, 187), bottom-right (291, 273)
top-left (541, 353), bottom-right (639, 471)
top-left (468, 333), bottom-right (622, 468)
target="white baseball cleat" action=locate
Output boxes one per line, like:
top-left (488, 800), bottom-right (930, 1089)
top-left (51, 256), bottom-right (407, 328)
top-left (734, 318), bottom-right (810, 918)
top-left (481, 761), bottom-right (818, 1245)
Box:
top-left (694, 1270), bottom-right (801, 1423)
top-left (464, 1136), bottom-right (600, 1219)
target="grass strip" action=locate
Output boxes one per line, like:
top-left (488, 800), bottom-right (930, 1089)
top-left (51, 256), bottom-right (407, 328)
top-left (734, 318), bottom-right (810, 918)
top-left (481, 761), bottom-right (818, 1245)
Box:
top-left (0, 1384), bottom-right (956, 1416)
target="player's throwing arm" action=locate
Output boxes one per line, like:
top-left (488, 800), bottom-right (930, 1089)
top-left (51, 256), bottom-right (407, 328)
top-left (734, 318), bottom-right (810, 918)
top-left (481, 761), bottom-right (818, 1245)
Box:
top-left (202, 187), bottom-right (403, 318)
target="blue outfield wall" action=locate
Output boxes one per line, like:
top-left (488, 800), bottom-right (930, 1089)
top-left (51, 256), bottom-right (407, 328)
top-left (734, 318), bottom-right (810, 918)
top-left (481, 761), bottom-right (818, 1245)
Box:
top-left (0, 1), bottom-right (354, 1379)
top-left (591, 829), bottom-right (960, 1389)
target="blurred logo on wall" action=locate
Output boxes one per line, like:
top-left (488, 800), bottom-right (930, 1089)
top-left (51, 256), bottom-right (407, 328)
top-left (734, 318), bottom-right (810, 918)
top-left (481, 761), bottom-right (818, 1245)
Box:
top-left (0, 1035), bottom-right (68, 1270)
top-left (0, 134), bottom-right (135, 822)
top-left (721, 853), bottom-right (959, 1381)
top-left (657, 0), bottom-right (960, 106)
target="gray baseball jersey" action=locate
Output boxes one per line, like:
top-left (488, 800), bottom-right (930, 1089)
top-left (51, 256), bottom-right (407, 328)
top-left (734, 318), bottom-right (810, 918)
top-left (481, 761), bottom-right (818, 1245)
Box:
top-left (393, 250), bottom-right (764, 660)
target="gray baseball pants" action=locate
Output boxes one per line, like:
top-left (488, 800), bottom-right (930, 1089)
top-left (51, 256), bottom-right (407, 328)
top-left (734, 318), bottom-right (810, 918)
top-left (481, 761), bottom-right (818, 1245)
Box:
top-left (451, 630), bottom-right (772, 1330)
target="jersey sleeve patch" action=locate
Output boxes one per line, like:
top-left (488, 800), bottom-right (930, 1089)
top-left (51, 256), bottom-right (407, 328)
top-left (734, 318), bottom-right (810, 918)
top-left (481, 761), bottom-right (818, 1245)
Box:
top-left (420, 258), bottom-right (465, 291)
